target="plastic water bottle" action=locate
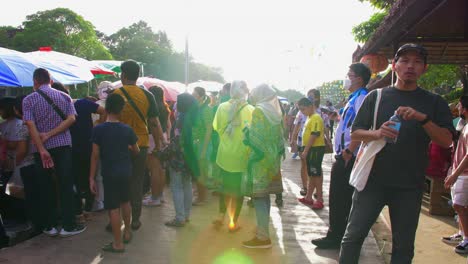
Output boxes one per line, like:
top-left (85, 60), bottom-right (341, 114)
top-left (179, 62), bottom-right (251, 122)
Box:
top-left (384, 111), bottom-right (401, 144)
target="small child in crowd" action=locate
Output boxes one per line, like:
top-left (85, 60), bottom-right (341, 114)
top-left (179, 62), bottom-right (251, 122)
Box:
top-left (297, 97), bottom-right (326, 210)
top-left (89, 93), bottom-right (139, 253)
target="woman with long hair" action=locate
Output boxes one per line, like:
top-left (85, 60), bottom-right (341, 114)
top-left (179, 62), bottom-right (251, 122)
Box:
top-left (143, 86), bottom-right (172, 206)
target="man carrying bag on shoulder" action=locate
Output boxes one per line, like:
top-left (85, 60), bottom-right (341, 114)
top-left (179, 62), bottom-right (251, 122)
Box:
top-left (339, 44), bottom-right (454, 264)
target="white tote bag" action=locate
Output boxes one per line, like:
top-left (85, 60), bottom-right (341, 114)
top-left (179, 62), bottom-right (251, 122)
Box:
top-left (349, 89), bottom-right (386, 191)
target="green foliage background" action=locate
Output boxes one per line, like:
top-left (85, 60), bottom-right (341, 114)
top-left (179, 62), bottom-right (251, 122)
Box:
top-left (0, 7), bottom-right (224, 97)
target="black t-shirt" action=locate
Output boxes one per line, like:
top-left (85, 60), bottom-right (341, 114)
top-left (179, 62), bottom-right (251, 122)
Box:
top-left (352, 86), bottom-right (454, 189)
top-left (91, 122), bottom-right (138, 179)
top-left (70, 99), bottom-right (99, 154)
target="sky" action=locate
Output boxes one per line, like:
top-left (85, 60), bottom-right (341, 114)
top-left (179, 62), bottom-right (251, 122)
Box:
top-left (2, 0), bottom-right (376, 92)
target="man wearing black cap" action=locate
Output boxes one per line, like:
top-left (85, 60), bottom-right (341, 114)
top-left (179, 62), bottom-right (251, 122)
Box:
top-left (339, 44), bottom-right (454, 263)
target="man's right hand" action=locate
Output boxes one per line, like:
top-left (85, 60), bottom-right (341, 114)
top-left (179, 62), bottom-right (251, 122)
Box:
top-left (39, 149), bottom-right (54, 169)
top-left (90, 179), bottom-right (98, 195)
top-left (376, 121), bottom-right (399, 140)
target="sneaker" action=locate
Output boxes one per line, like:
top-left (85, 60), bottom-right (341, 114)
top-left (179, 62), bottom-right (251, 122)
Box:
top-left (292, 153), bottom-right (299, 159)
top-left (300, 188), bottom-right (307, 196)
top-left (312, 236), bottom-right (341, 249)
top-left (442, 234), bottom-right (463, 245)
top-left (455, 240), bottom-right (468, 254)
top-left (143, 198), bottom-right (161, 207)
top-left (59, 225), bottom-right (86, 237)
top-left (91, 201), bottom-right (104, 212)
top-left (242, 237), bottom-right (272, 249)
top-left (143, 192), bottom-right (152, 201)
top-left (43, 227), bottom-right (59, 237)
top-left (165, 219), bottom-right (185, 227)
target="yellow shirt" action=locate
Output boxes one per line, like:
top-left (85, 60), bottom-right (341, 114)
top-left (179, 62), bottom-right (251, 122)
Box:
top-left (113, 85), bottom-right (159, 147)
top-left (213, 101), bottom-right (254, 172)
top-left (302, 113), bottom-right (325, 147)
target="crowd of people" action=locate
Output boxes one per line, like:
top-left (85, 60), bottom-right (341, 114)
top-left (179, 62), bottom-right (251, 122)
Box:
top-left (0, 43), bottom-right (465, 263)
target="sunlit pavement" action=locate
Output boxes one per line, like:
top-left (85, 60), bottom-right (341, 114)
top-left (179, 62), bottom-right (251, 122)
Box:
top-left (0, 152), bottom-right (384, 264)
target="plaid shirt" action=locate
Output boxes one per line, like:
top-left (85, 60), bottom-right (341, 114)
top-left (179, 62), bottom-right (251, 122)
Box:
top-left (23, 84), bottom-right (77, 152)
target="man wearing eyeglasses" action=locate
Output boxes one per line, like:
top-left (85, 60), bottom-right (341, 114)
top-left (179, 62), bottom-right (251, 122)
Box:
top-left (312, 62), bottom-right (370, 249)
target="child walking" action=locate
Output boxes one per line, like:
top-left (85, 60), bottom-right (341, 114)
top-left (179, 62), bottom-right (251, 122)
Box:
top-left (89, 94), bottom-right (139, 253)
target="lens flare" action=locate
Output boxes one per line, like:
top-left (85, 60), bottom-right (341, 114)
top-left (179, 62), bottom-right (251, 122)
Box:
top-left (228, 219), bottom-right (235, 230)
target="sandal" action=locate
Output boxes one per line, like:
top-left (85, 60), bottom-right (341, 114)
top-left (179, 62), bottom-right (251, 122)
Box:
top-left (123, 232), bottom-right (133, 244)
top-left (311, 200), bottom-right (324, 210)
top-left (298, 197), bottom-right (314, 206)
top-left (165, 219), bottom-right (185, 227)
top-left (102, 242), bottom-right (124, 253)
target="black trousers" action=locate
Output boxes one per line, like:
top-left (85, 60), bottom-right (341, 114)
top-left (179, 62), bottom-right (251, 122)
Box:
top-left (72, 150), bottom-right (93, 213)
top-left (327, 155), bottom-right (355, 241)
top-left (34, 146), bottom-right (76, 230)
top-left (339, 184), bottom-right (423, 264)
top-left (130, 147), bottom-right (148, 222)
top-left (20, 164), bottom-right (43, 230)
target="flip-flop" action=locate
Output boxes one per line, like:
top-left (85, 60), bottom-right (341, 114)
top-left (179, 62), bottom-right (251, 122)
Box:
top-left (102, 242), bottom-right (125, 253)
top-left (123, 233), bottom-right (133, 244)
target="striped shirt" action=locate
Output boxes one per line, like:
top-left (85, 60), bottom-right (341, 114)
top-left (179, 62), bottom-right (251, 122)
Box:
top-left (334, 87), bottom-right (367, 155)
top-left (23, 84), bottom-right (76, 152)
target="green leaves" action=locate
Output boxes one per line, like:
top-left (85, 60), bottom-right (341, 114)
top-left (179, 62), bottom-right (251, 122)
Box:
top-left (2, 9), bottom-right (224, 84)
top-left (352, 12), bottom-right (387, 43)
top-left (419, 64), bottom-right (459, 92)
top-left (11, 8), bottom-right (112, 60)
top-left (358, 0), bottom-right (394, 10)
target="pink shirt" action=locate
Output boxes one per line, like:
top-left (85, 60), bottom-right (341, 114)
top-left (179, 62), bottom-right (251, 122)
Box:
top-left (452, 124), bottom-right (468, 176)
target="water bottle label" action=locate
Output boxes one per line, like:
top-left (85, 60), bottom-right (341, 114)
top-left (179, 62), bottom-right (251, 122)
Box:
top-left (389, 122), bottom-right (401, 131)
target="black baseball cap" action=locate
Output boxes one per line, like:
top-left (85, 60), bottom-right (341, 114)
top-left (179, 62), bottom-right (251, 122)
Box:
top-left (394, 43), bottom-right (428, 63)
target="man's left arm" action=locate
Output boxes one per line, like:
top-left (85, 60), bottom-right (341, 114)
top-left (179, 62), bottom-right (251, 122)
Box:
top-left (41, 115), bottom-right (76, 143)
top-left (41, 97), bottom-right (77, 143)
top-left (396, 97), bottom-right (452, 148)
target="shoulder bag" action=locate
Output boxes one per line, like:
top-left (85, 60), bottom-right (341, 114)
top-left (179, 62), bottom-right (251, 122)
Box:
top-left (349, 88), bottom-right (386, 191)
top-left (120, 87), bottom-right (149, 132)
top-left (36, 89), bottom-right (67, 121)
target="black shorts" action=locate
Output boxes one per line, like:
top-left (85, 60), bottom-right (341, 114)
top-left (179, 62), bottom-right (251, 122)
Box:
top-left (103, 176), bottom-right (130, 210)
top-left (306, 146), bottom-right (325, 177)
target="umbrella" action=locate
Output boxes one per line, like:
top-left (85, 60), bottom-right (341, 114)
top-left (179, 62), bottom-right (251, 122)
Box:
top-left (92, 60), bottom-right (124, 74)
top-left (187, 80), bottom-right (223, 93)
top-left (0, 47), bottom-right (93, 87)
top-left (278, 96), bottom-right (289, 104)
top-left (28, 49), bottom-right (113, 77)
top-left (112, 77), bottom-right (181, 102)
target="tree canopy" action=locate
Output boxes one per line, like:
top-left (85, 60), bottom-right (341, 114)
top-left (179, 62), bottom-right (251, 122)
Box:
top-left (0, 8), bottom-right (224, 85)
top-left (104, 21), bottom-right (224, 83)
top-left (352, 12), bottom-right (386, 43)
top-left (12, 8), bottom-right (112, 59)
top-left (358, 0), bottom-right (394, 10)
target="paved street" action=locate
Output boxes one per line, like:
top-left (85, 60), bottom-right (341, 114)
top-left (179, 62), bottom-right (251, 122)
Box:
top-left (0, 153), bottom-right (384, 264)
